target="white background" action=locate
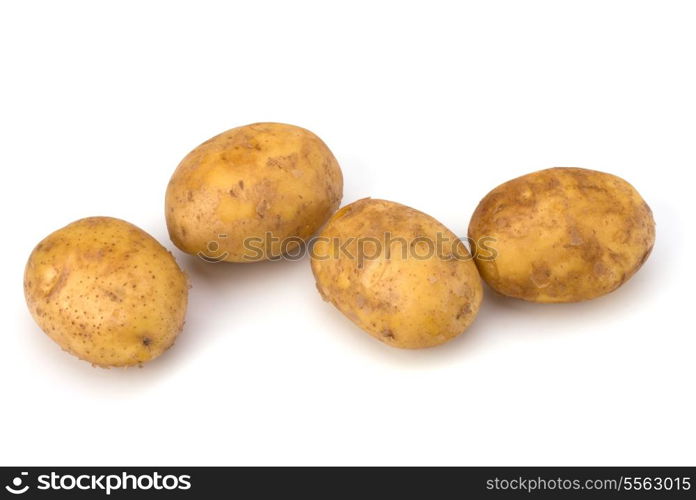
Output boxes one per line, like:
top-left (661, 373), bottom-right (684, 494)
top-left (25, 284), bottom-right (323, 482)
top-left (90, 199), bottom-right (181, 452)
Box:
top-left (1, 1), bottom-right (694, 466)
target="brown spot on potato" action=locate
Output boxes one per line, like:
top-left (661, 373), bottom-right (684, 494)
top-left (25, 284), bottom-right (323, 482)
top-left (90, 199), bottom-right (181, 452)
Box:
top-left (83, 248), bottom-right (106, 261)
top-left (256, 199), bottom-right (270, 218)
top-left (45, 267), bottom-right (70, 299)
top-left (266, 153), bottom-right (298, 172)
top-left (102, 289), bottom-right (122, 302)
top-left (381, 329), bottom-right (395, 339)
top-left (593, 261), bottom-right (609, 277)
top-left (456, 303), bottom-right (472, 319)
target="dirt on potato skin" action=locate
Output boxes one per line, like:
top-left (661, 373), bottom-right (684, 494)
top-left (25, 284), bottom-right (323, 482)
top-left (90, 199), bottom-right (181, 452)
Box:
top-left (312, 198), bottom-right (483, 349)
top-left (24, 217), bottom-right (189, 367)
top-left (165, 122), bottom-right (343, 262)
top-left (468, 167), bottom-right (655, 303)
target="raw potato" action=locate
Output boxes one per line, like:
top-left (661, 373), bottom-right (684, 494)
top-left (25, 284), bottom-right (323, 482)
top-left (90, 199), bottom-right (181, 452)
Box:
top-left (165, 122), bottom-right (343, 262)
top-left (311, 198), bottom-right (483, 349)
top-left (24, 217), bottom-right (189, 367)
top-left (468, 167), bottom-right (655, 303)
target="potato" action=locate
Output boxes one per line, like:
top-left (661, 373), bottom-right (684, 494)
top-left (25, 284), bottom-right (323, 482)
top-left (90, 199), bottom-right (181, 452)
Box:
top-left (24, 217), bottom-right (189, 367)
top-left (311, 198), bottom-right (483, 349)
top-left (165, 122), bottom-right (343, 262)
top-left (468, 167), bottom-right (655, 303)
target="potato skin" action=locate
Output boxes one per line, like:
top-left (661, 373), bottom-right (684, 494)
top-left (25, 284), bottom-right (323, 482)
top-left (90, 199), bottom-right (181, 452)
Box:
top-left (311, 199), bottom-right (483, 349)
top-left (24, 217), bottom-right (188, 367)
top-left (165, 122), bottom-right (343, 262)
top-left (468, 167), bottom-right (655, 303)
